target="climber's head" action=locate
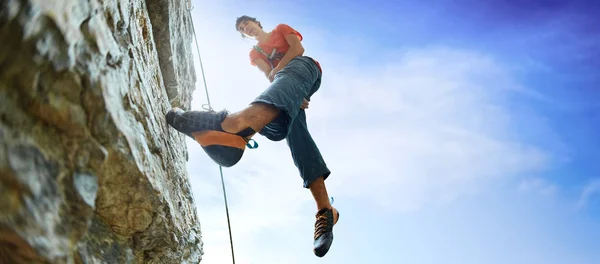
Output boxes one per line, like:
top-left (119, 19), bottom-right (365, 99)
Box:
top-left (235, 15), bottom-right (263, 38)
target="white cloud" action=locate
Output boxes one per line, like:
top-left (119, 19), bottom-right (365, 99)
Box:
top-left (518, 177), bottom-right (558, 196)
top-left (307, 47), bottom-right (552, 212)
top-left (577, 178), bottom-right (600, 210)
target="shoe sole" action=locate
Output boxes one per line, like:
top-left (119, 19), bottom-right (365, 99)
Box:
top-left (193, 130), bottom-right (247, 167)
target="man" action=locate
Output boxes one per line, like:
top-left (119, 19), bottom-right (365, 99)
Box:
top-left (165, 15), bottom-right (339, 257)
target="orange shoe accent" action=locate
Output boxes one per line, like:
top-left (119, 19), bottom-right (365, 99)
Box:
top-left (332, 207), bottom-right (339, 225)
top-left (192, 130), bottom-right (247, 150)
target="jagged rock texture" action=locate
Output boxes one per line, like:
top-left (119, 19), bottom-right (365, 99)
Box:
top-left (0, 0), bottom-right (202, 263)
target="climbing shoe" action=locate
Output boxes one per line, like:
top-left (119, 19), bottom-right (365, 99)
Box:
top-left (313, 207), bottom-right (339, 257)
top-left (165, 107), bottom-right (258, 167)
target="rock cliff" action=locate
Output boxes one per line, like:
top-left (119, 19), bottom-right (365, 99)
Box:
top-left (0, 0), bottom-right (202, 263)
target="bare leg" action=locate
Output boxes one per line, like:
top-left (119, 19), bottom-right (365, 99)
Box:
top-left (309, 176), bottom-right (339, 223)
top-left (309, 176), bottom-right (332, 210)
top-left (221, 103), bottom-right (280, 135)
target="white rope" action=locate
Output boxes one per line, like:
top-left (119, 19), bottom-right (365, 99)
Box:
top-left (186, 2), bottom-right (236, 264)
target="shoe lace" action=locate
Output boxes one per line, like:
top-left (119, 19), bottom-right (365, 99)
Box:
top-left (314, 210), bottom-right (331, 240)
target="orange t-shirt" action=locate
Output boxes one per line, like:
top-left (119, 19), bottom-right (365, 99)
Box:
top-left (249, 23), bottom-right (321, 72)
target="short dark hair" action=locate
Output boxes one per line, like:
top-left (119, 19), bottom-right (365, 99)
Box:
top-left (235, 15), bottom-right (262, 31)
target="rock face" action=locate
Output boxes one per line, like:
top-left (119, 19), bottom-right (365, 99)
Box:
top-left (0, 0), bottom-right (202, 263)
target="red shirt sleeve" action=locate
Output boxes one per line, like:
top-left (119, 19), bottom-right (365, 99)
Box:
top-left (276, 23), bottom-right (303, 41)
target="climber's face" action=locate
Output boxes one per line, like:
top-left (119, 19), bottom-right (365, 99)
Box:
top-left (237, 19), bottom-right (262, 38)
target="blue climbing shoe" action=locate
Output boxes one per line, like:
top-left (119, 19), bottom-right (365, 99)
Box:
top-left (165, 107), bottom-right (257, 167)
top-left (313, 207), bottom-right (339, 257)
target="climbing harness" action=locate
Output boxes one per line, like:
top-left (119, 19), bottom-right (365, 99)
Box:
top-left (253, 45), bottom-right (285, 69)
top-left (238, 24), bottom-right (285, 70)
top-left (186, 3), bottom-right (236, 264)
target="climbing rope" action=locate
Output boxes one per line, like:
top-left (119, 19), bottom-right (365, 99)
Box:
top-left (186, 3), bottom-right (236, 264)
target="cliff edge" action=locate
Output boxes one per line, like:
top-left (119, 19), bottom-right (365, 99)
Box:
top-left (0, 0), bottom-right (202, 263)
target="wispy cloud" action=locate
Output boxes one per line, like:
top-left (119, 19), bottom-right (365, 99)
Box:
top-left (309, 47), bottom-right (552, 212)
top-left (577, 178), bottom-right (600, 210)
top-left (518, 177), bottom-right (558, 196)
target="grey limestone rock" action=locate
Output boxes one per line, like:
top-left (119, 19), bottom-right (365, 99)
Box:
top-left (0, 0), bottom-right (202, 263)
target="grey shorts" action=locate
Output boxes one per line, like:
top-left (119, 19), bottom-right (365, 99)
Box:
top-left (251, 56), bottom-right (330, 188)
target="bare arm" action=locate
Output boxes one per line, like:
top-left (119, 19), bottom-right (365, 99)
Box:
top-left (274, 34), bottom-right (304, 71)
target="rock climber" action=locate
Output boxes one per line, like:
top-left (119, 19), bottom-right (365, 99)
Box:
top-left (164, 15), bottom-right (339, 257)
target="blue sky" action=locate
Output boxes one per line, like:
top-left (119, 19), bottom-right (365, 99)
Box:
top-left (181, 0), bottom-right (600, 263)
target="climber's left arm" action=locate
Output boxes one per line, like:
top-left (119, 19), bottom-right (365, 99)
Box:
top-left (269, 34), bottom-right (304, 76)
